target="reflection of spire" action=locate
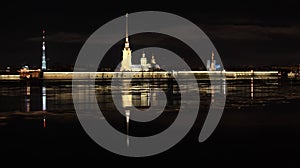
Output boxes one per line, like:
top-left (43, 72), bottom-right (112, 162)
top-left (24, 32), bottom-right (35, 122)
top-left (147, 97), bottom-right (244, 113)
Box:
top-left (42, 86), bottom-right (47, 111)
top-left (251, 77), bottom-right (254, 100)
top-left (43, 115), bottom-right (46, 128)
top-left (24, 81), bottom-right (30, 112)
top-left (222, 78), bottom-right (226, 95)
top-left (211, 85), bottom-right (215, 103)
top-left (42, 85), bottom-right (47, 128)
top-left (125, 110), bottom-right (130, 147)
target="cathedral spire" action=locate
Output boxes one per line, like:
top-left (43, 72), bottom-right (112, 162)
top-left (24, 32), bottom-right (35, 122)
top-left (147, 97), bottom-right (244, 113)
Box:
top-left (210, 50), bottom-right (216, 71)
top-left (121, 13), bottom-right (132, 71)
top-left (126, 13), bottom-right (128, 39)
top-left (125, 13), bottom-right (130, 48)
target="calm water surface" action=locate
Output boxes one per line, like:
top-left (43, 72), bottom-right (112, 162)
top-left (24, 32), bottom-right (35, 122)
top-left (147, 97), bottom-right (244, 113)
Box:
top-left (0, 78), bottom-right (300, 163)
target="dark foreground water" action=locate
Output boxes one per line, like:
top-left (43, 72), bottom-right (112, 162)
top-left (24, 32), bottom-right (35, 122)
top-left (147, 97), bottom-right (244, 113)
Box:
top-left (0, 78), bottom-right (300, 165)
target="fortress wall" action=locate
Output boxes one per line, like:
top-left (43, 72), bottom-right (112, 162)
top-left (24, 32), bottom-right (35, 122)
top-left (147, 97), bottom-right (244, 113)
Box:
top-left (43, 72), bottom-right (172, 79)
top-left (41, 71), bottom-right (279, 80)
top-left (0, 75), bottom-right (20, 80)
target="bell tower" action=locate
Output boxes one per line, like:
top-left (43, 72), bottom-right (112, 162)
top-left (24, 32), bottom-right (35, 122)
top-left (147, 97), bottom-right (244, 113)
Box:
top-left (120, 13), bottom-right (132, 71)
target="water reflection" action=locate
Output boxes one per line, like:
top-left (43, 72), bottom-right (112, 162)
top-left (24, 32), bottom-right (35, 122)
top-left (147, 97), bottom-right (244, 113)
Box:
top-left (201, 79), bottom-right (227, 105)
top-left (113, 79), bottom-right (177, 146)
top-left (1, 78), bottom-right (291, 131)
top-left (43, 115), bottom-right (46, 128)
top-left (111, 79), bottom-right (178, 111)
top-left (21, 81), bottom-right (31, 112)
top-left (42, 86), bottom-right (46, 111)
top-left (121, 81), bottom-right (152, 107)
top-left (16, 78), bottom-right (283, 113)
top-left (251, 77), bottom-right (254, 100)
top-left (121, 81), bottom-right (132, 108)
top-left (1, 78), bottom-right (287, 114)
top-left (223, 78), bottom-right (226, 95)
top-left (125, 109), bottom-right (130, 147)
top-left (123, 81), bottom-right (152, 108)
top-left (20, 81), bottom-right (48, 128)
top-left (26, 83), bottom-right (30, 112)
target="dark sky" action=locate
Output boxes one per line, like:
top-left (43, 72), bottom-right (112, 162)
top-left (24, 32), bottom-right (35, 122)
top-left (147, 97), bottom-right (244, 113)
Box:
top-left (0, 0), bottom-right (299, 69)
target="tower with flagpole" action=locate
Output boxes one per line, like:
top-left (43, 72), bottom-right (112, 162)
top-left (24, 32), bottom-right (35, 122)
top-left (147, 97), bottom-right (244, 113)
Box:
top-left (210, 50), bottom-right (216, 71)
top-left (41, 30), bottom-right (47, 71)
top-left (120, 13), bottom-right (160, 72)
top-left (120, 13), bottom-right (132, 71)
top-left (207, 50), bottom-right (217, 71)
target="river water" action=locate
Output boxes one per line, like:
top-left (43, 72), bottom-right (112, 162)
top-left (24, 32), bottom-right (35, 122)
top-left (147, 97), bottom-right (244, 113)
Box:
top-left (0, 78), bottom-right (299, 164)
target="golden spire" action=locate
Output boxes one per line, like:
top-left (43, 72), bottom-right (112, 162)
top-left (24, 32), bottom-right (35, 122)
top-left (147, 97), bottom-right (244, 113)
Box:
top-left (125, 13), bottom-right (129, 48)
top-left (126, 13), bottom-right (128, 39)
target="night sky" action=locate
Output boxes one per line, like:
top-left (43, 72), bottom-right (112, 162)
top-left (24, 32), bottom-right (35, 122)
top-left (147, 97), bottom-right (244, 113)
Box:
top-left (0, 0), bottom-right (299, 69)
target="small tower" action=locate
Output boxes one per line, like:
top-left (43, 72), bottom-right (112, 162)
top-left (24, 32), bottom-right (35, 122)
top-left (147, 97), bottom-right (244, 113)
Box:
top-left (140, 51), bottom-right (147, 67)
top-left (151, 54), bottom-right (156, 64)
top-left (41, 30), bottom-right (47, 71)
top-left (120, 13), bottom-right (132, 71)
top-left (209, 50), bottom-right (216, 71)
top-left (150, 54), bottom-right (160, 70)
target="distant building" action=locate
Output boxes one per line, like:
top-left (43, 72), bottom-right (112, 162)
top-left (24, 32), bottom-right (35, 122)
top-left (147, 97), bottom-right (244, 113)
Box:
top-left (207, 50), bottom-right (217, 71)
top-left (120, 13), bottom-right (160, 72)
top-left (19, 65), bottom-right (41, 79)
top-left (271, 64), bottom-right (299, 72)
top-left (206, 50), bottom-right (222, 71)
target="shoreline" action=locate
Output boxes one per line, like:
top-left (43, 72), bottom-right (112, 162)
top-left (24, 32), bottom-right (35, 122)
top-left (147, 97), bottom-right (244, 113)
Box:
top-left (0, 70), bottom-right (279, 80)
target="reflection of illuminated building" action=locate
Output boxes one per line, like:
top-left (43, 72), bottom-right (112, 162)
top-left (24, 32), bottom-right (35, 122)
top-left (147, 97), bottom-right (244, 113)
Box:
top-left (131, 82), bottom-right (151, 107)
top-left (222, 78), bottom-right (226, 95)
top-left (122, 94), bottom-right (132, 107)
top-left (125, 109), bottom-right (130, 147)
top-left (211, 85), bottom-right (215, 103)
top-left (250, 77), bottom-right (254, 100)
top-left (42, 85), bottom-right (47, 127)
top-left (121, 81), bottom-right (132, 108)
top-left (120, 82), bottom-right (151, 108)
top-left (200, 81), bottom-right (227, 104)
top-left (43, 115), bottom-right (46, 128)
top-left (42, 86), bottom-right (47, 111)
top-left (141, 92), bottom-right (150, 107)
top-left (131, 92), bottom-right (151, 107)
top-left (41, 84), bottom-right (47, 128)
top-left (26, 85), bottom-right (30, 112)
top-left (21, 81), bottom-right (31, 112)
top-left (120, 82), bottom-right (152, 147)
